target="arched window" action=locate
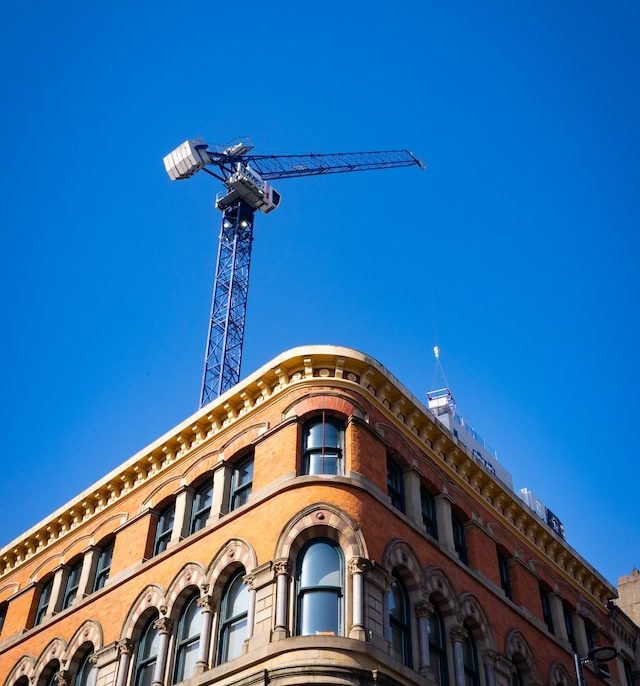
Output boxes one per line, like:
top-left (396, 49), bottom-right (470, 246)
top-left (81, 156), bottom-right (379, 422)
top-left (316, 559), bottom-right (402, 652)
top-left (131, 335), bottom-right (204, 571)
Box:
top-left (302, 414), bottom-right (344, 475)
top-left (296, 539), bottom-right (343, 636)
top-left (40, 661), bottom-right (60, 686)
top-left (62, 557), bottom-right (83, 609)
top-left (153, 502), bottom-right (175, 556)
top-left (462, 629), bottom-right (480, 686)
top-left (134, 616), bottom-right (160, 686)
top-left (217, 571), bottom-right (249, 664)
top-left (388, 573), bottom-right (411, 666)
top-left (429, 605), bottom-right (448, 686)
top-left (173, 594), bottom-right (202, 682)
top-left (34, 576), bottom-right (54, 626)
top-left (229, 455), bottom-right (253, 511)
top-left (190, 478), bottom-right (213, 534)
top-left (93, 538), bottom-right (114, 592)
top-left (75, 650), bottom-right (96, 686)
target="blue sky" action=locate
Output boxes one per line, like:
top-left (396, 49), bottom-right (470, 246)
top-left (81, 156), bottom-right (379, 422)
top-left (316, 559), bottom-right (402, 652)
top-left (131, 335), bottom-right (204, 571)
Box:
top-left (0, 1), bottom-right (638, 586)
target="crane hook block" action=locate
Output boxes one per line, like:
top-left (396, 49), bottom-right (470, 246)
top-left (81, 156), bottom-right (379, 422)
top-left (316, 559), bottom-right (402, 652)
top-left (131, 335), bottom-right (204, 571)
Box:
top-left (164, 139), bottom-right (211, 181)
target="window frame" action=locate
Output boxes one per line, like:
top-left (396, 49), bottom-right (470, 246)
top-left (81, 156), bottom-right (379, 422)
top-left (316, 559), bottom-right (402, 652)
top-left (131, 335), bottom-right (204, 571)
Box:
top-left (428, 605), bottom-right (449, 686)
top-left (463, 628), bottom-right (480, 686)
top-left (452, 513), bottom-right (468, 565)
top-left (133, 615), bottom-right (160, 686)
top-left (189, 478), bottom-right (213, 534)
top-left (34, 577), bottom-right (54, 626)
top-left (74, 649), bottom-right (96, 686)
top-left (0, 601), bottom-right (7, 637)
top-left (497, 549), bottom-right (512, 600)
top-left (153, 502), bottom-right (175, 556)
top-left (539, 584), bottom-right (554, 634)
top-left (302, 412), bottom-right (344, 476)
top-left (295, 538), bottom-right (343, 637)
top-left (172, 593), bottom-right (202, 683)
top-left (229, 454), bottom-right (253, 512)
top-left (61, 558), bottom-right (83, 610)
top-left (420, 486), bottom-right (438, 539)
top-left (388, 572), bottom-right (412, 667)
top-left (217, 571), bottom-right (249, 665)
top-left (386, 456), bottom-right (405, 512)
top-left (563, 602), bottom-right (577, 652)
top-left (93, 538), bottom-right (115, 593)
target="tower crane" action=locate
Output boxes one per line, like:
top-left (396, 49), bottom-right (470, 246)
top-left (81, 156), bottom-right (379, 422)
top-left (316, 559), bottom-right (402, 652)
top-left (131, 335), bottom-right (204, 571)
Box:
top-left (163, 138), bottom-right (423, 406)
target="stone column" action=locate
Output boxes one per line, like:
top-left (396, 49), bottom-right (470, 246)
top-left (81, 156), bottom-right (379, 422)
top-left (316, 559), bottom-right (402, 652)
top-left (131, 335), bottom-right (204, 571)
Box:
top-left (435, 495), bottom-right (455, 553)
top-left (571, 613), bottom-right (589, 656)
top-left (194, 595), bottom-right (215, 675)
top-left (273, 560), bottom-right (290, 639)
top-left (549, 593), bottom-right (568, 641)
top-left (403, 469), bottom-right (422, 526)
top-left (115, 639), bottom-right (133, 686)
top-left (450, 625), bottom-right (468, 686)
top-left (415, 600), bottom-right (434, 673)
top-left (170, 486), bottom-right (194, 545)
top-left (77, 546), bottom-right (99, 599)
top-left (243, 573), bottom-right (257, 640)
top-left (209, 462), bottom-right (232, 521)
top-left (348, 557), bottom-right (372, 640)
top-left (151, 617), bottom-right (173, 686)
top-left (48, 565), bottom-right (67, 616)
top-left (482, 649), bottom-right (498, 686)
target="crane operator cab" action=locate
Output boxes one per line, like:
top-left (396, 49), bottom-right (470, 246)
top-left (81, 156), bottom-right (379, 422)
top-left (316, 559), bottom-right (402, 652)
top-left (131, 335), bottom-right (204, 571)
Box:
top-left (216, 163), bottom-right (281, 214)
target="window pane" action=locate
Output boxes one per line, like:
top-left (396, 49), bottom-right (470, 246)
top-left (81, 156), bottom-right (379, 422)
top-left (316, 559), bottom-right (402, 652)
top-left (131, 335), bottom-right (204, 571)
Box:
top-left (226, 576), bottom-right (249, 617)
top-left (236, 459), bottom-right (253, 487)
top-left (75, 652), bottom-right (96, 686)
top-left (141, 624), bottom-right (159, 660)
top-left (177, 641), bottom-right (199, 681)
top-left (300, 591), bottom-right (340, 635)
top-left (305, 422), bottom-right (325, 449)
top-left (181, 599), bottom-right (202, 640)
top-left (136, 663), bottom-right (155, 686)
top-left (300, 542), bottom-right (341, 587)
top-left (225, 618), bottom-right (248, 661)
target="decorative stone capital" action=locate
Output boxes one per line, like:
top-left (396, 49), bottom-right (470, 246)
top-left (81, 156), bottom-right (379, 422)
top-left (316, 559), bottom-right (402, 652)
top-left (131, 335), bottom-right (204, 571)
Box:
top-left (88, 654), bottom-right (99, 665)
top-left (196, 595), bottom-right (215, 612)
top-left (482, 649), bottom-right (498, 665)
top-left (348, 557), bottom-right (373, 575)
top-left (152, 616), bottom-right (173, 634)
top-left (53, 672), bottom-right (68, 686)
top-left (117, 639), bottom-right (133, 655)
top-left (273, 559), bottom-right (290, 576)
top-left (415, 600), bottom-right (435, 618)
top-left (450, 625), bottom-right (468, 643)
top-left (243, 573), bottom-right (258, 589)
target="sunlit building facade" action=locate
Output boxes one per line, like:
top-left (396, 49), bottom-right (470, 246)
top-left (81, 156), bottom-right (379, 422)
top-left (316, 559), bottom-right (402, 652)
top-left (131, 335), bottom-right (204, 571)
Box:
top-left (0, 346), bottom-right (638, 686)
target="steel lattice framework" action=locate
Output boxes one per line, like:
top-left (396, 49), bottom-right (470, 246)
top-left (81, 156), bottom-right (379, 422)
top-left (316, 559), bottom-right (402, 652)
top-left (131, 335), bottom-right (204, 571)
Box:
top-left (163, 140), bottom-right (423, 406)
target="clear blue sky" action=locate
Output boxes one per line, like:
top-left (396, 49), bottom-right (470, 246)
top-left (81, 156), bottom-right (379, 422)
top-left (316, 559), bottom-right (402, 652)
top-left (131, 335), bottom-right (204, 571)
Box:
top-left (1, 1), bottom-right (638, 586)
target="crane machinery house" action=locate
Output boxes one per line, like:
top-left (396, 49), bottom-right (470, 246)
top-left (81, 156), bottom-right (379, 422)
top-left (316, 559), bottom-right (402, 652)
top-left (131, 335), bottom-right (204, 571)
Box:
top-left (0, 346), bottom-right (638, 686)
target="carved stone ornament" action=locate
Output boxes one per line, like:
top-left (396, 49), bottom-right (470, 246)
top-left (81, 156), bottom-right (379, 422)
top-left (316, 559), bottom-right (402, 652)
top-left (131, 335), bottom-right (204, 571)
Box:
top-left (117, 639), bottom-right (133, 655)
top-left (152, 616), bottom-right (173, 633)
top-left (243, 573), bottom-right (258, 589)
top-left (449, 625), bottom-right (468, 643)
top-left (482, 649), bottom-right (498, 665)
top-left (53, 673), bottom-right (68, 686)
top-left (348, 557), bottom-right (373, 575)
top-left (273, 560), bottom-right (290, 576)
top-left (415, 600), bottom-right (435, 618)
top-left (88, 654), bottom-right (99, 666)
top-left (196, 595), bottom-right (215, 612)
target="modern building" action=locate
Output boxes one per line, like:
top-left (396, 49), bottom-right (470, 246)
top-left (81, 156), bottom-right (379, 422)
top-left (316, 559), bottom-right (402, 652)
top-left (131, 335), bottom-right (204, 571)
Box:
top-left (0, 346), bottom-right (638, 686)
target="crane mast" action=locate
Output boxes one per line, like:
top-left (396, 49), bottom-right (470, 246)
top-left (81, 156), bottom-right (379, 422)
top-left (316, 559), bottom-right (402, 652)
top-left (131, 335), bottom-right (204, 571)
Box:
top-left (164, 139), bottom-right (423, 406)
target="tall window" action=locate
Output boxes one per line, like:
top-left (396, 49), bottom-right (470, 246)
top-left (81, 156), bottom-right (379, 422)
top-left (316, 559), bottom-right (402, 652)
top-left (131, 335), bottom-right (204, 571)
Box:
top-left (0, 602), bottom-right (7, 636)
top-left (452, 514), bottom-right (468, 565)
top-left (134, 616), bottom-right (160, 686)
top-left (296, 539), bottom-right (343, 636)
top-left (387, 456), bottom-right (405, 512)
top-left (93, 539), bottom-right (114, 592)
top-left (153, 502), bottom-right (175, 556)
top-left (497, 550), bottom-right (512, 600)
top-left (421, 487), bottom-right (438, 539)
top-left (302, 413), bottom-right (344, 475)
top-left (429, 605), bottom-right (448, 686)
top-left (463, 629), bottom-right (480, 686)
top-left (624, 659), bottom-right (635, 686)
top-left (539, 584), bottom-right (554, 634)
top-left (512, 666), bottom-right (524, 686)
top-left (173, 594), bottom-right (202, 682)
top-left (229, 455), bottom-right (253, 511)
top-left (217, 571), bottom-right (249, 664)
top-left (62, 558), bottom-right (83, 609)
top-left (563, 602), bottom-right (577, 652)
top-left (190, 478), bottom-right (213, 534)
top-left (41, 662), bottom-right (61, 686)
top-left (75, 650), bottom-right (96, 686)
top-left (34, 576), bottom-right (54, 626)
top-left (388, 573), bottom-right (411, 666)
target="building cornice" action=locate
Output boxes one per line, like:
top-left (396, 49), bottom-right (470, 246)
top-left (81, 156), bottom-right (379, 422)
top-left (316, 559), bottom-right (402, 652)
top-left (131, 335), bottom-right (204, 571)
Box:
top-left (0, 345), bottom-right (616, 607)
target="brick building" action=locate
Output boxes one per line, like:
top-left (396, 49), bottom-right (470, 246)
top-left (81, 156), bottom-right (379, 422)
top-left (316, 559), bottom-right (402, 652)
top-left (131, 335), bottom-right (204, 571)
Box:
top-left (0, 346), bottom-right (638, 686)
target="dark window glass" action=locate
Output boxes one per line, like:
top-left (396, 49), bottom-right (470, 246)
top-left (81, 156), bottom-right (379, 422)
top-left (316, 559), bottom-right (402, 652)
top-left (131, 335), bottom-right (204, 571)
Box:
top-left (512, 666), bottom-right (524, 686)
top-left (563, 603), bottom-right (577, 652)
top-left (463, 630), bottom-right (480, 686)
top-left (388, 574), bottom-right (411, 666)
top-left (62, 559), bottom-right (83, 609)
top-left (93, 539), bottom-right (114, 592)
top-left (75, 651), bottom-right (96, 686)
top-left (452, 514), bottom-right (468, 565)
top-left (153, 503), bottom-right (175, 556)
top-left (387, 457), bottom-right (404, 512)
top-left (35, 577), bottom-right (54, 626)
top-left (190, 479), bottom-right (213, 534)
top-left (421, 487), bottom-right (438, 539)
top-left (539, 586), bottom-right (554, 634)
top-left (42, 662), bottom-right (61, 686)
top-left (0, 602), bottom-right (7, 636)
top-left (134, 616), bottom-right (159, 686)
top-left (585, 621), bottom-right (596, 651)
top-left (218, 572), bottom-right (249, 664)
top-left (624, 660), bottom-right (634, 686)
top-left (303, 413), bottom-right (344, 475)
top-left (429, 606), bottom-right (448, 686)
top-left (229, 455), bottom-right (253, 511)
top-left (497, 550), bottom-right (512, 600)
top-left (173, 594), bottom-right (202, 682)
top-left (296, 539), bottom-right (342, 636)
